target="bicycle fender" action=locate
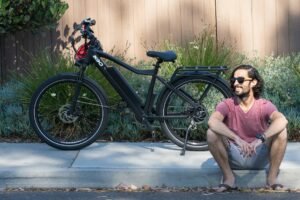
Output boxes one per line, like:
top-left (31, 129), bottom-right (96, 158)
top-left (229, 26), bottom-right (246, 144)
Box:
top-left (173, 72), bottom-right (232, 93)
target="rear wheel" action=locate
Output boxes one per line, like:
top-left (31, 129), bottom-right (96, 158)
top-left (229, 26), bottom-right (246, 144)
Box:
top-left (157, 76), bottom-right (232, 151)
top-left (29, 74), bottom-right (109, 150)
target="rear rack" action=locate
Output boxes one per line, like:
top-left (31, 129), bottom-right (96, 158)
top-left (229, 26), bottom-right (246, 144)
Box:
top-left (174, 66), bottom-right (228, 73)
top-left (171, 66), bottom-right (228, 81)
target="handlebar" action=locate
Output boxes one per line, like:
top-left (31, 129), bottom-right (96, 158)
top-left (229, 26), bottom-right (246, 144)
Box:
top-left (70, 18), bottom-right (103, 54)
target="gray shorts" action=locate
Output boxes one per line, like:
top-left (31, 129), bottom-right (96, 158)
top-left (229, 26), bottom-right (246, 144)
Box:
top-left (227, 141), bottom-right (269, 170)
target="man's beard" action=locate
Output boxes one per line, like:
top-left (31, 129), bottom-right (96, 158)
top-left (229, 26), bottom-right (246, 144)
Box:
top-left (235, 88), bottom-right (250, 99)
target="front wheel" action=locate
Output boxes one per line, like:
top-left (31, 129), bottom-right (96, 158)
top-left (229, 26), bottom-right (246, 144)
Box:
top-left (157, 76), bottom-right (232, 151)
top-left (29, 74), bottom-right (109, 150)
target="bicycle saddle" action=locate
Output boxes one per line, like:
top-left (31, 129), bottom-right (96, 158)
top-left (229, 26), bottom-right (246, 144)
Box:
top-left (146, 51), bottom-right (177, 62)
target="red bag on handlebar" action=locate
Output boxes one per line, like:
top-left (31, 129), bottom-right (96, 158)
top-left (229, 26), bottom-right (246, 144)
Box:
top-left (75, 43), bottom-right (89, 60)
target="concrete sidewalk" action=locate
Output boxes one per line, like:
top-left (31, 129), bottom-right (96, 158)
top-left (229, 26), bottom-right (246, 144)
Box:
top-left (0, 142), bottom-right (300, 189)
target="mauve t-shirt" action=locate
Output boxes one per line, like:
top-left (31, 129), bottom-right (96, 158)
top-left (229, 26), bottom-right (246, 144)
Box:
top-left (216, 97), bottom-right (277, 143)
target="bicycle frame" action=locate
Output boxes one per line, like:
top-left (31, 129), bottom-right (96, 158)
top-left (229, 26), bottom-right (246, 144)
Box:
top-left (75, 49), bottom-right (209, 127)
top-left (89, 49), bottom-right (173, 124)
top-left (77, 48), bottom-right (228, 128)
top-left (92, 50), bottom-right (153, 123)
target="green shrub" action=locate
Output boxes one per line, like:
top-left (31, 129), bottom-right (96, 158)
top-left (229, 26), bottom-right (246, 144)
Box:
top-left (254, 54), bottom-right (300, 139)
top-left (14, 50), bottom-right (75, 105)
top-left (161, 31), bottom-right (246, 78)
top-left (0, 0), bottom-right (68, 34)
top-left (14, 50), bottom-right (119, 106)
top-left (0, 81), bottom-right (35, 138)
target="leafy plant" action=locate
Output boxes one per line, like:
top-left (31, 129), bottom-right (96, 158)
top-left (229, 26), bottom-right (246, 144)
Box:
top-left (161, 30), bottom-right (246, 78)
top-left (0, 81), bottom-right (35, 138)
top-left (253, 54), bottom-right (300, 139)
top-left (258, 55), bottom-right (300, 108)
top-left (13, 50), bottom-right (119, 106)
top-left (0, 0), bottom-right (68, 34)
top-left (13, 50), bottom-right (75, 105)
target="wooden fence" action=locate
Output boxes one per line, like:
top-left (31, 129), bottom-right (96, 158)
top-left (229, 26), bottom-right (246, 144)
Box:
top-left (1, 0), bottom-right (300, 83)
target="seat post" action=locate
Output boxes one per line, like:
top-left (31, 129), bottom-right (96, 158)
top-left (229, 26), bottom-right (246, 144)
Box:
top-left (154, 58), bottom-right (163, 72)
top-left (143, 58), bottom-right (162, 115)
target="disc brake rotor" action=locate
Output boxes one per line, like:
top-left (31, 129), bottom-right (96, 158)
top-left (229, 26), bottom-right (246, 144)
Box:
top-left (58, 104), bottom-right (79, 124)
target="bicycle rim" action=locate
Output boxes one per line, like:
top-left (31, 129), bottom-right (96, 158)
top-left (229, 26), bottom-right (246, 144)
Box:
top-left (160, 77), bottom-right (230, 150)
top-left (32, 79), bottom-right (106, 147)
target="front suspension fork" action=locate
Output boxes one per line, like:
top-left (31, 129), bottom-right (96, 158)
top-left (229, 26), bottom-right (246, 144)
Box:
top-left (69, 66), bottom-right (87, 114)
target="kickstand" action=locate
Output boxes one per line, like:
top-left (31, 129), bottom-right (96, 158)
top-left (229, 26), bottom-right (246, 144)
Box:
top-left (180, 120), bottom-right (195, 156)
top-left (149, 130), bottom-right (156, 152)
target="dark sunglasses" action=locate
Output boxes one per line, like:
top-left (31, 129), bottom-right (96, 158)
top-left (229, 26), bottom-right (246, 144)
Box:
top-left (230, 77), bottom-right (253, 84)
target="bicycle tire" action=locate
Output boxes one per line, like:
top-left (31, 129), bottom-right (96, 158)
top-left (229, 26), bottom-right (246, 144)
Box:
top-left (157, 76), bottom-right (232, 151)
top-left (29, 73), bottom-right (109, 150)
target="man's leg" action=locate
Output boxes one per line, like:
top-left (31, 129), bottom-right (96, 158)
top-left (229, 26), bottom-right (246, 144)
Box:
top-left (267, 128), bottom-right (288, 186)
top-left (207, 128), bottom-right (235, 186)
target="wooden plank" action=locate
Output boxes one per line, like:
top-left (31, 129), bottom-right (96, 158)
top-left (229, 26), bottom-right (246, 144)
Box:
top-left (73, 0), bottom-right (86, 25)
top-left (52, 17), bottom-right (64, 53)
top-left (133, 0), bottom-right (147, 60)
top-left (168, 0), bottom-right (182, 44)
top-left (32, 28), bottom-right (52, 59)
top-left (3, 34), bottom-right (17, 80)
top-left (192, 0), bottom-right (216, 37)
top-left (239, 0), bottom-right (253, 56)
top-left (264, 0), bottom-right (277, 55)
top-left (216, 0), bottom-right (240, 51)
top-left (144, 0), bottom-right (158, 51)
top-left (95, 0), bottom-right (107, 51)
top-left (276, 0), bottom-right (289, 55)
top-left (252, 0), bottom-right (265, 57)
top-left (230, 0), bottom-right (242, 51)
top-left (0, 36), bottom-right (4, 83)
top-left (97, 0), bottom-right (112, 52)
top-left (216, 0), bottom-right (230, 44)
top-left (205, 0), bottom-right (217, 31)
top-left (288, 0), bottom-right (300, 52)
top-left (180, 0), bottom-right (194, 43)
top-left (109, 0), bottom-right (124, 55)
top-left (157, 0), bottom-right (170, 44)
top-left (119, 0), bottom-right (135, 58)
top-left (15, 31), bottom-right (30, 75)
top-left (62, 0), bottom-right (75, 50)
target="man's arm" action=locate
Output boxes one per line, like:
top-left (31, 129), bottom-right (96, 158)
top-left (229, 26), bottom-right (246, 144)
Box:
top-left (251, 111), bottom-right (288, 155)
top-left (264, 111), bottom-right (288, 139)
top-left (208, 111), bottom-right (238, 141)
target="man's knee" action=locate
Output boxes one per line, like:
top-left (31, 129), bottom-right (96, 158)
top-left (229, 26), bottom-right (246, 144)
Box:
top-left (207, 128), bottom-right (222, 144)
top-left (274, 128), bottom-right (288, 142)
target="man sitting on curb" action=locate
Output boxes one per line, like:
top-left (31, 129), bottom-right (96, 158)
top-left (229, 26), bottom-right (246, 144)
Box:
top-left (207, 64), bottom-right (288, 192)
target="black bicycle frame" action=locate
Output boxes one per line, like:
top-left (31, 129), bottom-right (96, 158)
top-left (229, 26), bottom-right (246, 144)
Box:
top-left (90, 50), bottom-right (158, 123)
top-left (85, 49), bottom-right (200, 124)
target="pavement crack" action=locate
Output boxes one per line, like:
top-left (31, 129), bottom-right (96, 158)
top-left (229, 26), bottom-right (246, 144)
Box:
top-left (69, 151), bottom-right (80, 168)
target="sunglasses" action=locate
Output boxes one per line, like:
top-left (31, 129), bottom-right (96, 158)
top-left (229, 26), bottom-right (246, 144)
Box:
top-left (230, 77), bottom-right (253, 84)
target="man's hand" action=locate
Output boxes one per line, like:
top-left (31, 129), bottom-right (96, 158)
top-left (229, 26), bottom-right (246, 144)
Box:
top-left (249, 139), bottom-right (263, 155)
top-left (234, 137), bottom-right (253, 157)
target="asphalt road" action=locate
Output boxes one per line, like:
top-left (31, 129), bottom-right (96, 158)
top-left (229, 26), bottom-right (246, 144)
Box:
top-left (1, 191), bottom-right (300, 200)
